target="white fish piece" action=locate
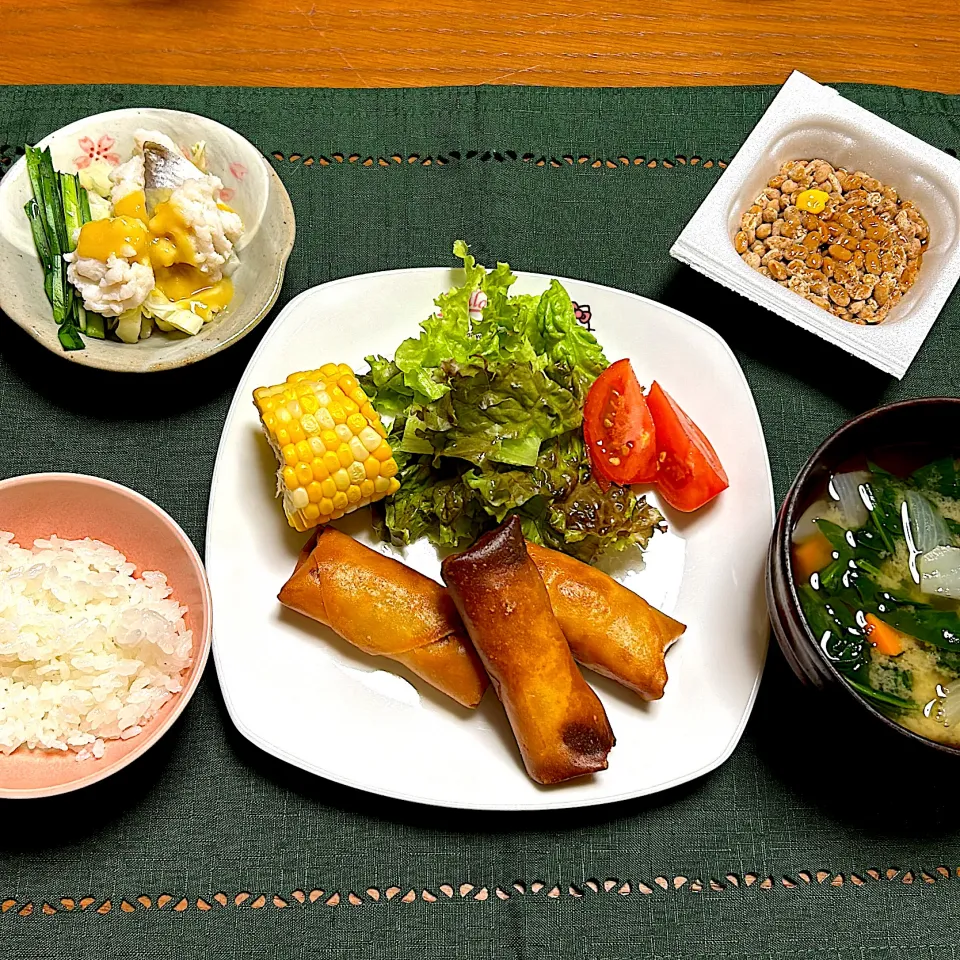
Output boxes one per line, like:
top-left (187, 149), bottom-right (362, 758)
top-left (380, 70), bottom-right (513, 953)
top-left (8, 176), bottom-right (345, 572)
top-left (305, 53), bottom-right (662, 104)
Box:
top-left (143, 141), bottom-right (206, 212)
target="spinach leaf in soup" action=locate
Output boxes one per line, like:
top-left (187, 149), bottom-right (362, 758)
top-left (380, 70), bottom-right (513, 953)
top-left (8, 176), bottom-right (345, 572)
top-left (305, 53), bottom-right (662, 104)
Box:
top-left (912, 457), bottom-right (960, 500)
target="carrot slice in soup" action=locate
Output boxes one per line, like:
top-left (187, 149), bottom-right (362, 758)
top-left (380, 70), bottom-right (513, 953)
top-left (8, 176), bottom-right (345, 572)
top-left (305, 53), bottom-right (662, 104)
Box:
top-left (864, 613), bottom-right (905, 657)
top-left (792, 531), bottom-right (835, 581)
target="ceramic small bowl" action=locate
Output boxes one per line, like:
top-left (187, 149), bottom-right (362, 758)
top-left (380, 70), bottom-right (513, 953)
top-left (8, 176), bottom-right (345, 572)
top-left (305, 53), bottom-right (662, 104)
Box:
top-left (767, 397), bottom-right (960, 759)
top-left (0, 473), bottom-right (212, 798)
top-left (0, 108), bottom-right (295, 372)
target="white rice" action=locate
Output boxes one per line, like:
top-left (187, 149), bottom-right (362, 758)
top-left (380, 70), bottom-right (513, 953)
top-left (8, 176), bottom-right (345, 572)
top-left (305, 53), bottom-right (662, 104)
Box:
top-left (0, 532), bottom-right (192, 761)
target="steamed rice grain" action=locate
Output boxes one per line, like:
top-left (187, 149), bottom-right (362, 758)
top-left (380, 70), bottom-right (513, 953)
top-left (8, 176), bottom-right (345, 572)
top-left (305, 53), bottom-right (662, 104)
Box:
top-left (0, 532), bottom-right (192, 760)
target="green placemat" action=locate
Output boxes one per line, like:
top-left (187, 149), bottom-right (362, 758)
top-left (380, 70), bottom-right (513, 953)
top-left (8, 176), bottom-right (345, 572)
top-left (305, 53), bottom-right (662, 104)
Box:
top-left (2, 83), bottom-right (960, 960)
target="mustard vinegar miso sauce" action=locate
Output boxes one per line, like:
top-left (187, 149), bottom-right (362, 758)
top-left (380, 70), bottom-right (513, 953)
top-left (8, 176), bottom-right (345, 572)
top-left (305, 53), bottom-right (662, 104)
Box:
top-left (792, 447), bottom-right (960, 747)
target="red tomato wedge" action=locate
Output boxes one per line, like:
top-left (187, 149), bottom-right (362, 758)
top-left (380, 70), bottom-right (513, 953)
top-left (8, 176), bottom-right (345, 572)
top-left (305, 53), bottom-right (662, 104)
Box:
top-left (646, 381), bottom-right (729, 512)
top-left (583, 359), bottom-right (658, 487)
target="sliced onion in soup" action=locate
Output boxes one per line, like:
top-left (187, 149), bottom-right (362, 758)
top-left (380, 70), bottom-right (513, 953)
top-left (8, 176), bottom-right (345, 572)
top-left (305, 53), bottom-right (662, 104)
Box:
top-left (940, 685), bottom-right (960, 728)
top-left (827, 470), bottom-right (871, 530)
top-left (905, 490), bottom-right (954, 555)
top-left (792, 498), bottom-right (835, 543)
top-left (919, 545), bottom-right (960, 599)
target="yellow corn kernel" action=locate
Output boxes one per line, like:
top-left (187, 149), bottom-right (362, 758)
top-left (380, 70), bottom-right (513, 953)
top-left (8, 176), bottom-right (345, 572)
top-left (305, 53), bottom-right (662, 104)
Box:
top-left (373, 443), bottom-right (393, 462)
top-left (388, 477), bottom-right (400, 495)
top-left (295, 462), bottom-right (313, 486)
top-left (347, 413), bottom-right (367, 435)
top-left (288, 423), bottom-right (306, 444)
top-left (361, 402), bottom-right (377, 421)
top-left (311, 459), bottom-right (329, 482)
top-left (380, 458), bottom-right (398, 479)
top-left (295, 440), bottom-right (312, 462)
top-left (282, 444), bottom-right (298, 466)
top-left (322, 450), bottom-right (340, 474)
top-left (334, 423), bottom-right (353, 444)
top-left (332, 491), bottom-right (349, 511)
top-left (373, 476), bottom-right (391, 494)
top-left (282, 466), bottom-right (298, 490)
top-left (300, 414), bottom-right (320, 435)
top-left (320, 429), bottom-right (338, 450)
top-left (352, 388), bottom-right (368, 406)
top-left (291, 487), bottom-right (309, 510)
top-left (316, 407), bottom-right (336, 430)
top-left (307, 481), bottom-right (323, 503)
top-left (328, 404), bottom-right (346, 424)
top-left (276, 407), bottom-right (292, 425)
top-left (347, 460), bottom-right (366, 485)
top-left (320, 362), bottom-right (339, 377)
top-left (333, 468), bottom-right (351, 492)
top-left (275, 427), bottom-right (290, 446)
top-left (349, 436), bottom-right (367, 462)
top-left (342, 398), bottom-right (359, 417)
top-left (319, 497), bottom-right (335, 515)
top-left (360, 479), bottom-right (375, 498)
top-left (336, 444), bottom-right (354, 468)
top-left (309, 437), bottom-right (326, 457)
top-left (285, 400), bottom-right (302, 420)
top-left (301, 394), bottom-right (319, 415)
top-left (304, 503), bottom-right (320, 521)
top-left (339, 373), bottom-right (358, 392)
top-left (359, 427), bottom-right (382, 453)
top-left (321, 477), bottom-right (337, 499)
top-left (346, 485), bottom-right (361, 504)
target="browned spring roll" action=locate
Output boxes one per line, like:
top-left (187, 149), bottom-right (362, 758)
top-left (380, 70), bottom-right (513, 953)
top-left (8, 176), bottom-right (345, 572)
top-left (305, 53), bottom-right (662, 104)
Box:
top-left (279, 527), bottom-right (488, 708)
top-left (441, 516), bottom-right (615, 784)
top-left (526, 542), bottom-right (685, 700)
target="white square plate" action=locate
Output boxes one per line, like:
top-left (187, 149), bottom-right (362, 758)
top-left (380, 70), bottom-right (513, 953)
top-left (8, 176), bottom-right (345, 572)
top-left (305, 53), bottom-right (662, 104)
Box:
top-left (671, 71), bottom-right (960, 379)
top-left (206, 267), bottom-right (774, 810)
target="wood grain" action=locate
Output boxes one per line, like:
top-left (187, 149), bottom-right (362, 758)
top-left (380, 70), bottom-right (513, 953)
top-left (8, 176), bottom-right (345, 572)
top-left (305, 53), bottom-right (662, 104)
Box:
top-left (1, 0), bottom-right (958, 93)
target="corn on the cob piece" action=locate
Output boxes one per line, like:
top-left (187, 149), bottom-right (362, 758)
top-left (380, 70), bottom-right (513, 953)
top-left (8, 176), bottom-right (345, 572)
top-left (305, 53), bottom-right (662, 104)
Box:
top-left (254, 362), bottom-right (400, 532)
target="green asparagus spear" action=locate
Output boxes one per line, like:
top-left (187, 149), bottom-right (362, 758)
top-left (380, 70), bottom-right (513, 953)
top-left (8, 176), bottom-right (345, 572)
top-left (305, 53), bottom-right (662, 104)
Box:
top-left (23, 198), bottom-right (52, 272)
top-left (57, 322), bottom-right (85, 351)
top-left (78, 183), bottom-right (92, 224)
top-left (72, 175), bottom-right (105, 339)
top-left (60, 172), bottom-right (82, 251)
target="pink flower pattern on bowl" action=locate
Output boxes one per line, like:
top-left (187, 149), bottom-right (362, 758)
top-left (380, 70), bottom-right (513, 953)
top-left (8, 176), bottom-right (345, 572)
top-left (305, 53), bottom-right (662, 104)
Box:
top-left (229, 162), bottom-right (248, 181)
top-left (218, 187), bottom-right (236, 203)
top-left (75, 134), bottom-right (120, 169)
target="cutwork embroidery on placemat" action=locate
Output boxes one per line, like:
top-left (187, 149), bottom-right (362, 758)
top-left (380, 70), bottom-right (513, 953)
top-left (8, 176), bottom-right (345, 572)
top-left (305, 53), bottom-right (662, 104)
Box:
top-left (3, 866), bottom-right (956, 917)
top-left (2, 143), bottom-right (954, 175)
top-left (268, 151), bottom-right (729, 169)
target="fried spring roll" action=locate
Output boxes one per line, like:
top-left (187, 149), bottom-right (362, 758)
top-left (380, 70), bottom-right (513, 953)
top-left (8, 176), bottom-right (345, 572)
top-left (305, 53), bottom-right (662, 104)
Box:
top-left (526, 542), bottom-right (685, 700)
top-left (279, 527), bottom-right (488, 708)
top-left (441, 516), bottom-right (614, 784)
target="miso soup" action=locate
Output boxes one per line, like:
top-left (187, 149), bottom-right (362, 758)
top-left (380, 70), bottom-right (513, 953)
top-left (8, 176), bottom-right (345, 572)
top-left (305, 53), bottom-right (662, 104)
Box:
top-left (792, 452), bottom-right (960, 747)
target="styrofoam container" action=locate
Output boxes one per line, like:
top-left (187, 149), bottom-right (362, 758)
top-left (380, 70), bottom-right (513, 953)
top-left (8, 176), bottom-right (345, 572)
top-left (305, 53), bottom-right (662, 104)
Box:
top-left (670, 71), bottom-right (960, 378)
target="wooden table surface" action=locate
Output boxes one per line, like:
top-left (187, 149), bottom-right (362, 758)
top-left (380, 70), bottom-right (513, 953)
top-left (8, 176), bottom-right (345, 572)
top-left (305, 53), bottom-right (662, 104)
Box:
top-left (1, 0), bottom-right (958, 93)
